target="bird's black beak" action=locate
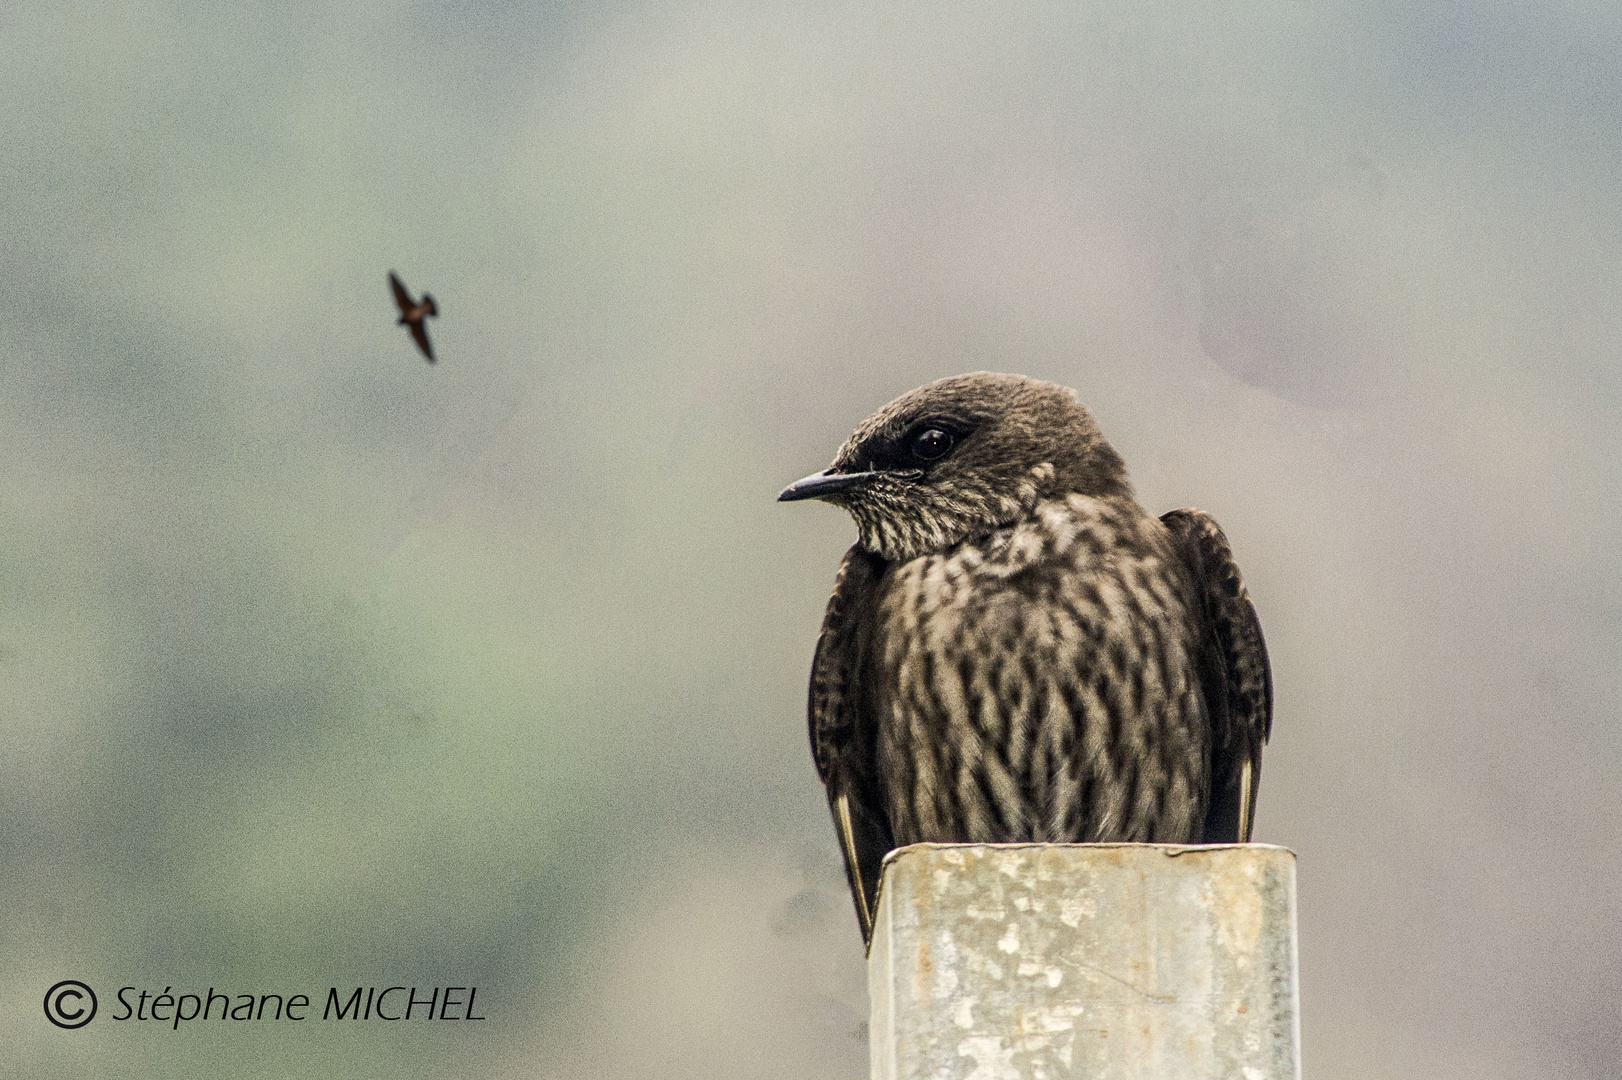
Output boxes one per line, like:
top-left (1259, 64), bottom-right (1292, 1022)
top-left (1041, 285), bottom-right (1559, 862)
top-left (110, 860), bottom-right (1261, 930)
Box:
top-left (778, 469), bottom-right (881, 502)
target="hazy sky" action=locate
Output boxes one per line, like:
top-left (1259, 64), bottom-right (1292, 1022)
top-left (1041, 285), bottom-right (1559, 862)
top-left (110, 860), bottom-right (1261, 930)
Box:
top-left (4, 2), bottom-right (1621, 1077)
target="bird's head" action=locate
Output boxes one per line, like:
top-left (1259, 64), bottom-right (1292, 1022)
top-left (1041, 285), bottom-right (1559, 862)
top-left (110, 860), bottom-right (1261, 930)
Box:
top-left (779, 372), bottom-right (1131, 562)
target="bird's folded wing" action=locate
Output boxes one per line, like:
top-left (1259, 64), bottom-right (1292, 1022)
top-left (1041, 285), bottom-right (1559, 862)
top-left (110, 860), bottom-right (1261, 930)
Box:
top-left (1160, 508), bottom-right (1273, 843)
top-left (809, 545), bottom-right (892, 947)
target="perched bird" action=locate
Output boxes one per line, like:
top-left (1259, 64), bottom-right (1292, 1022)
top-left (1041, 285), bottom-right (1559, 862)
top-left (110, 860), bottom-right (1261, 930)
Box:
top-left (389, 271), bottom-right (439, 363)
top-left (779, 373), bottom-right (1272, 945)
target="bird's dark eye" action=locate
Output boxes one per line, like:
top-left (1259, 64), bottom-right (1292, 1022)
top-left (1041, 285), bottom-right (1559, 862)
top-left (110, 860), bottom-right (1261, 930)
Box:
top-left (910, 427), bottom-right (955, 462)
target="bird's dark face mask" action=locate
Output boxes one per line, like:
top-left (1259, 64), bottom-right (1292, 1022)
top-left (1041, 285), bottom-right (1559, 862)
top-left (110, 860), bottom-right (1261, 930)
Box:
top-left (778, 417), bottom-right (1049, 562)
top-left (777, 373), bottom-right (1132, 563)
top-left (778, 414), bottom-right (964, 503)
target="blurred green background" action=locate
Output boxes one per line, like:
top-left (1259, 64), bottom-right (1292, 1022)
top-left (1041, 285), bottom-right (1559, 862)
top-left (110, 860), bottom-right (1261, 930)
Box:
top-left (4, 2), bottom-right (1620, 1077)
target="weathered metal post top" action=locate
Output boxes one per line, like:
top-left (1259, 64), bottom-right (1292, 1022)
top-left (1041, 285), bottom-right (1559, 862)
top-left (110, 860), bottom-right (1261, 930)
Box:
top-left (868, 843), bottom-right (1301, 1080)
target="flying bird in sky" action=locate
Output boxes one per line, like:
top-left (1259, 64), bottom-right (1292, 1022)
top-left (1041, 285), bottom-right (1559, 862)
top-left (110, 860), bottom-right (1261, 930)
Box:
top-left (389, 271), bottom-right (438, 363)
top-left (780, 372), bottom-right (1273, 945)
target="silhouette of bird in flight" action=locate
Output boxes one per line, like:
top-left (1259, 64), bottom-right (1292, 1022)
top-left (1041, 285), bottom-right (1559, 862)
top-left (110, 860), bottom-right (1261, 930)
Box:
top-left (389, 271), bottom-right (438, 363)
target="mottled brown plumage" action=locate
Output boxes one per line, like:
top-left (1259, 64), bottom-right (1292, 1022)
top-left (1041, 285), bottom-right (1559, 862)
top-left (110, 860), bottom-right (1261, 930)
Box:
top-left (780, 373), bottom-right (1272, 945)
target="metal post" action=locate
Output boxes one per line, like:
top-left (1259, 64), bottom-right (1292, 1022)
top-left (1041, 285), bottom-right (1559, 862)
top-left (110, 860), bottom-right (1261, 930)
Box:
top-left (868, 843), bottom-right (1301, 1080)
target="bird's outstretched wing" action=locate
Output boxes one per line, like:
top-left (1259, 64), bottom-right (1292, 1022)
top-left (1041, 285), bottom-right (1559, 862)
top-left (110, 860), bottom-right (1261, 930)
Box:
top-left (809, 545), bottom-right (893, 947)
top-left (1160, 509), bottom-right (1272, 843)
top-left (389, 271), bottom-right (414, 315)
top-left (408, 320), bottom-right (435, 363)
